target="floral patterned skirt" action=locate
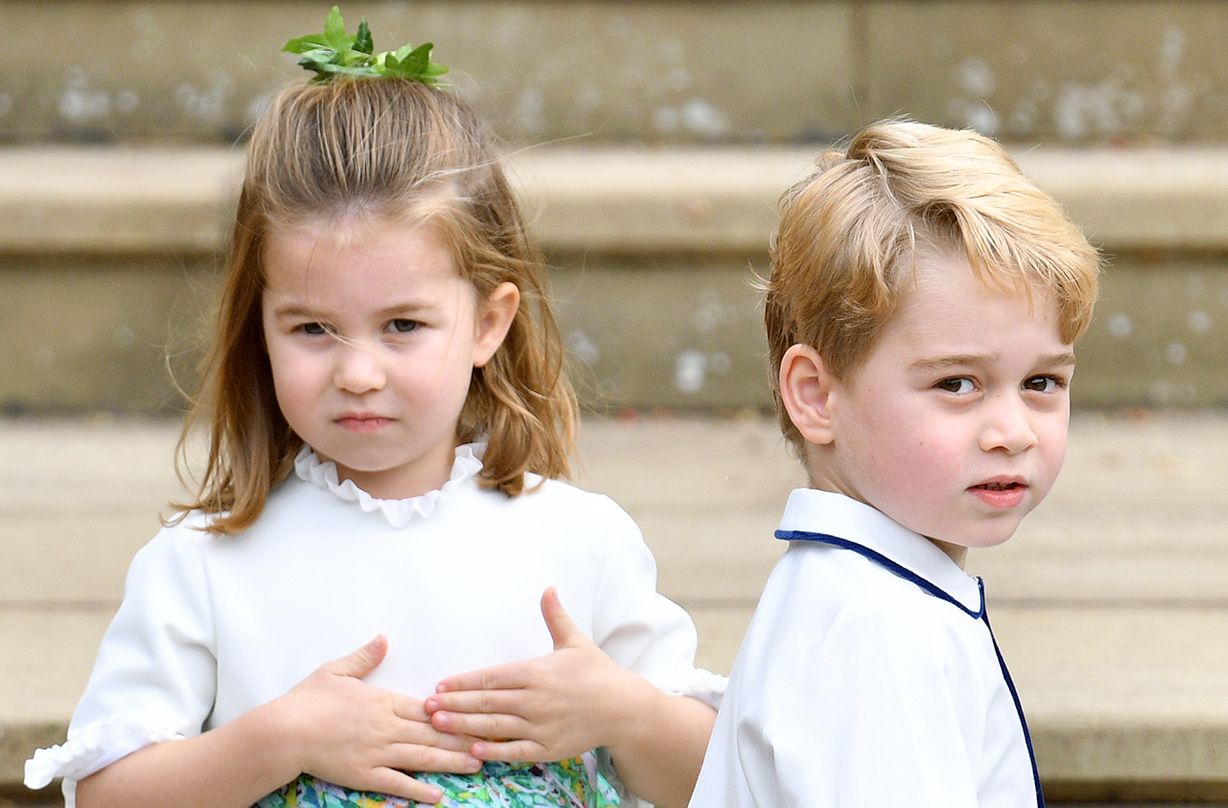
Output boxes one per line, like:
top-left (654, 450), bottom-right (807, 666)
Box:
top-left (254, 757), bottom-right (620, 807)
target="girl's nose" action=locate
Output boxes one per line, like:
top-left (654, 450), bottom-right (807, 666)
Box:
top-left (333, 342), bottom-right (386, 394)
top-left (978, 394), bottom-right (1039, 455)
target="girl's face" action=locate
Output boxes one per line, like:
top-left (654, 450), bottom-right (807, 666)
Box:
top-left (261, 216), bottom-right (516, 499)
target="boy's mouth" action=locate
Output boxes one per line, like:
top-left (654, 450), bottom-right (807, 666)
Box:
top-left (968, 478), bottom-right (1028, 507)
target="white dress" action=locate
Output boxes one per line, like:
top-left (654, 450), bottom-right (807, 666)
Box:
top-left (27, 443), bottom-right (724, 806)
top-left (690, 488), bottom-right (1043, 808)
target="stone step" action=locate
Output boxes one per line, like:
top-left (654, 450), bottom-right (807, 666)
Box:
top-left (2, 411), bottom-right (1227, 801)
top-left (6, 1), bottom-right (1228, 145)
top-left (6, 145), bottom-right (1228, 254)
top-left (2, 145), bottom-right (1227, 413)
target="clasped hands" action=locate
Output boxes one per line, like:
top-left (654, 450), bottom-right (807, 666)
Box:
top-left (280, 587), bottom-right (636, 804)
top-left (425, 586), bottom-right (641, 763)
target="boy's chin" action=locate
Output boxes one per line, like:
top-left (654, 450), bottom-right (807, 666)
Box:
top-left (931, 526), bottom-right (1023, 553)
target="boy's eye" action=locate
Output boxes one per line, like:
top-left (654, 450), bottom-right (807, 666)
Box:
top-left (1023, 375), bottom-right (1063, 393)
top-left (936, 377), bottom-right (975, 395)
top-left (388, 319), bottom-right (420, 334)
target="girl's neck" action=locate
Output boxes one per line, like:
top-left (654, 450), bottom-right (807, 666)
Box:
top-left (322, 444), bottom-right (459, 500)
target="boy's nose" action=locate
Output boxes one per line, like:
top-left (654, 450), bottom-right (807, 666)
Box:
top-left (978, 394), bottom-right (1038, 455)
top-left (333, 342), bottom-right (386, 393)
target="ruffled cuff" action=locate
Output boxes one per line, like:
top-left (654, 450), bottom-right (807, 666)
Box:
top-left (660, 666), bottom-right (728, 710)
top-left (25, 718), bottom-right (184, 790)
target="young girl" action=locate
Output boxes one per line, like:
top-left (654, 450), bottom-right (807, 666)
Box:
top-left (25, 12), bottom-right (720, 808)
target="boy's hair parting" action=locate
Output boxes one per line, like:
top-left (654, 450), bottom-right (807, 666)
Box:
top-left (173, 78), bottom-right (576, 535)
top-left (764, 119), bottom-right (1101, 450)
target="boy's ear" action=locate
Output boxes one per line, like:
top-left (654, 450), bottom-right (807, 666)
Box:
top-left (472, 281), bottom-right (520, 368)
top-left (779, 343), bottom-right (837, 445)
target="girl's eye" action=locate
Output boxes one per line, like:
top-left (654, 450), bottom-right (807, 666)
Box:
top-left (1023, 375), bottom-right (1063, 393)
top-left (388, 319), bottom-right (420, 334)
top-left (300, 322), bottom-right (328, 336)
top-left (936, 377), bottom-right (976, 395)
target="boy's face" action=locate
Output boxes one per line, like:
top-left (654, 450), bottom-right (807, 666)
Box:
top-left (819, 250), bottom-right (1075, 559)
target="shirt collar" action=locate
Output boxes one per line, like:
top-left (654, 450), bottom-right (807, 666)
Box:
top-left (293, 442), bottom-right (486, 528)
top-left (777, 488), bottom-right (984, 616)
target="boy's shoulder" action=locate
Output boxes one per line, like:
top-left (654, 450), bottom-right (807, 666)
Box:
top-left (734, 543), bottom-right (999, 716)
top-left (768, 489), bottom-right (986, 635)
top-left (771, 541), bottom-right (971, 637)
top-left (742, 540), bottom-right (998, 695)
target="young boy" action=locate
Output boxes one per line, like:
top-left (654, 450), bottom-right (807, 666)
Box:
top-left (689, 120), bottom-right (1099, 807)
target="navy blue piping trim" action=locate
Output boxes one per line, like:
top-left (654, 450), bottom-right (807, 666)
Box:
top-left (982, 608), bottom-right (1046, 807)
top-left (777, 528), bottom-right (1045, 806)
top-left (775, 530), bottom-right (984, 618)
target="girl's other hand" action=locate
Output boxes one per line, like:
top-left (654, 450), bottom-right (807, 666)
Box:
top-left (425, 588), bottom-right (656, 763)
top-left (271, 635), bottom-right (484, 803)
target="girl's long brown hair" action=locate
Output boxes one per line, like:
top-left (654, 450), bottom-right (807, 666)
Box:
top-left (173, 78), bottom-right (576, 535)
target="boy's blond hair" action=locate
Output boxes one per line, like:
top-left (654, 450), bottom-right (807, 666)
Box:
top-left (765, 120), bottom-right (1100, 450)
top-left (175, 78), bottom-right (576, 535)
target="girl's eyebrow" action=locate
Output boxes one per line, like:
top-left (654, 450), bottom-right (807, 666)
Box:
top-left (908, 351), bottom-right (1077, 371)
top-left (269, 300), bottom-right (438, 319)
top-left (268, 303), bottom-right (324, 320)
top-left (374, 301), bottom-right (437, 317)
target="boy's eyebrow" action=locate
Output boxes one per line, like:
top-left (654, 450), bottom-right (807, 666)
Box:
top-left (909, 351), bottom-right (1078, 371)
top-left (1037, 350), bottom-right (1078, 367)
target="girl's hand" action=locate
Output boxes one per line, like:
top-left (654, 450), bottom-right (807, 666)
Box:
top-left (272, 635), bottom-right (484, 803)
top-left (424, 588), bottom-right (656, 762)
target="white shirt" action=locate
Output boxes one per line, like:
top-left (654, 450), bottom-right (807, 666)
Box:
top-left (27, 444), bottom-right (724, 805)
top-left (690, 488), bottom-right (1042, 808)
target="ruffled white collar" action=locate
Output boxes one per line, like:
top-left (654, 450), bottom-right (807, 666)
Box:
top-left (293, 442), bottom-right (485, 528)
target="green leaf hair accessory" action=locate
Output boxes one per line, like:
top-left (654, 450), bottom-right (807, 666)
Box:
top-left (282, 6), bottom-right (448, 86)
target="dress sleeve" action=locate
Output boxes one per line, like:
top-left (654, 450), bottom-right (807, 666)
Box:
top-left (585, 497), bottom-right (726, 808)
top-left (734, 602), bottom-right (985, 807)
top-left (24, 522), bottom-right (218, 805)
top-left (588, 496), bottom-right (726, 708)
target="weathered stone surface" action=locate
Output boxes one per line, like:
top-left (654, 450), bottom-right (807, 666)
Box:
top-left (1076, 259), bottom-right (1228, 407)
top-left (0, 148), bottom-right (242, 254)
top-left (6, 147), bottom-right (1228, 255)
top-left (0, 257), bottom-right (217, 413)
top-left (1, 144), bottom-right (1226, 412)
top-left (1, 1), bottom-right (856, 145)
top-left (864, 0), bottom-right (1228, 144)
top-left (3, 250), bottom-right (1226, 413)
top-left (0, 720), bottom-right (72, 800)
top-left (7, 2), bottom-right (1228, 146)
top-left (554, 253), bottom-right (1228, 410)
top-left (1015, 148), bottom-right (1228, 251)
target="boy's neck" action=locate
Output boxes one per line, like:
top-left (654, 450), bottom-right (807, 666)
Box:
top-left (928, 537), bottom-right (968, 568)
top-left (803, 476), bottom-right (970, 570)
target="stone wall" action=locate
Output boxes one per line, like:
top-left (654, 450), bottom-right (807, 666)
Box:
top-left (4, 1), bottom-right (1227, 146)
top-left (2, 2), bottom-right (1226, 413)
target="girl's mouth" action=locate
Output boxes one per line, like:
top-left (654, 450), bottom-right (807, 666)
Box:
top-left (335, 415), bottom-right (393, 432)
